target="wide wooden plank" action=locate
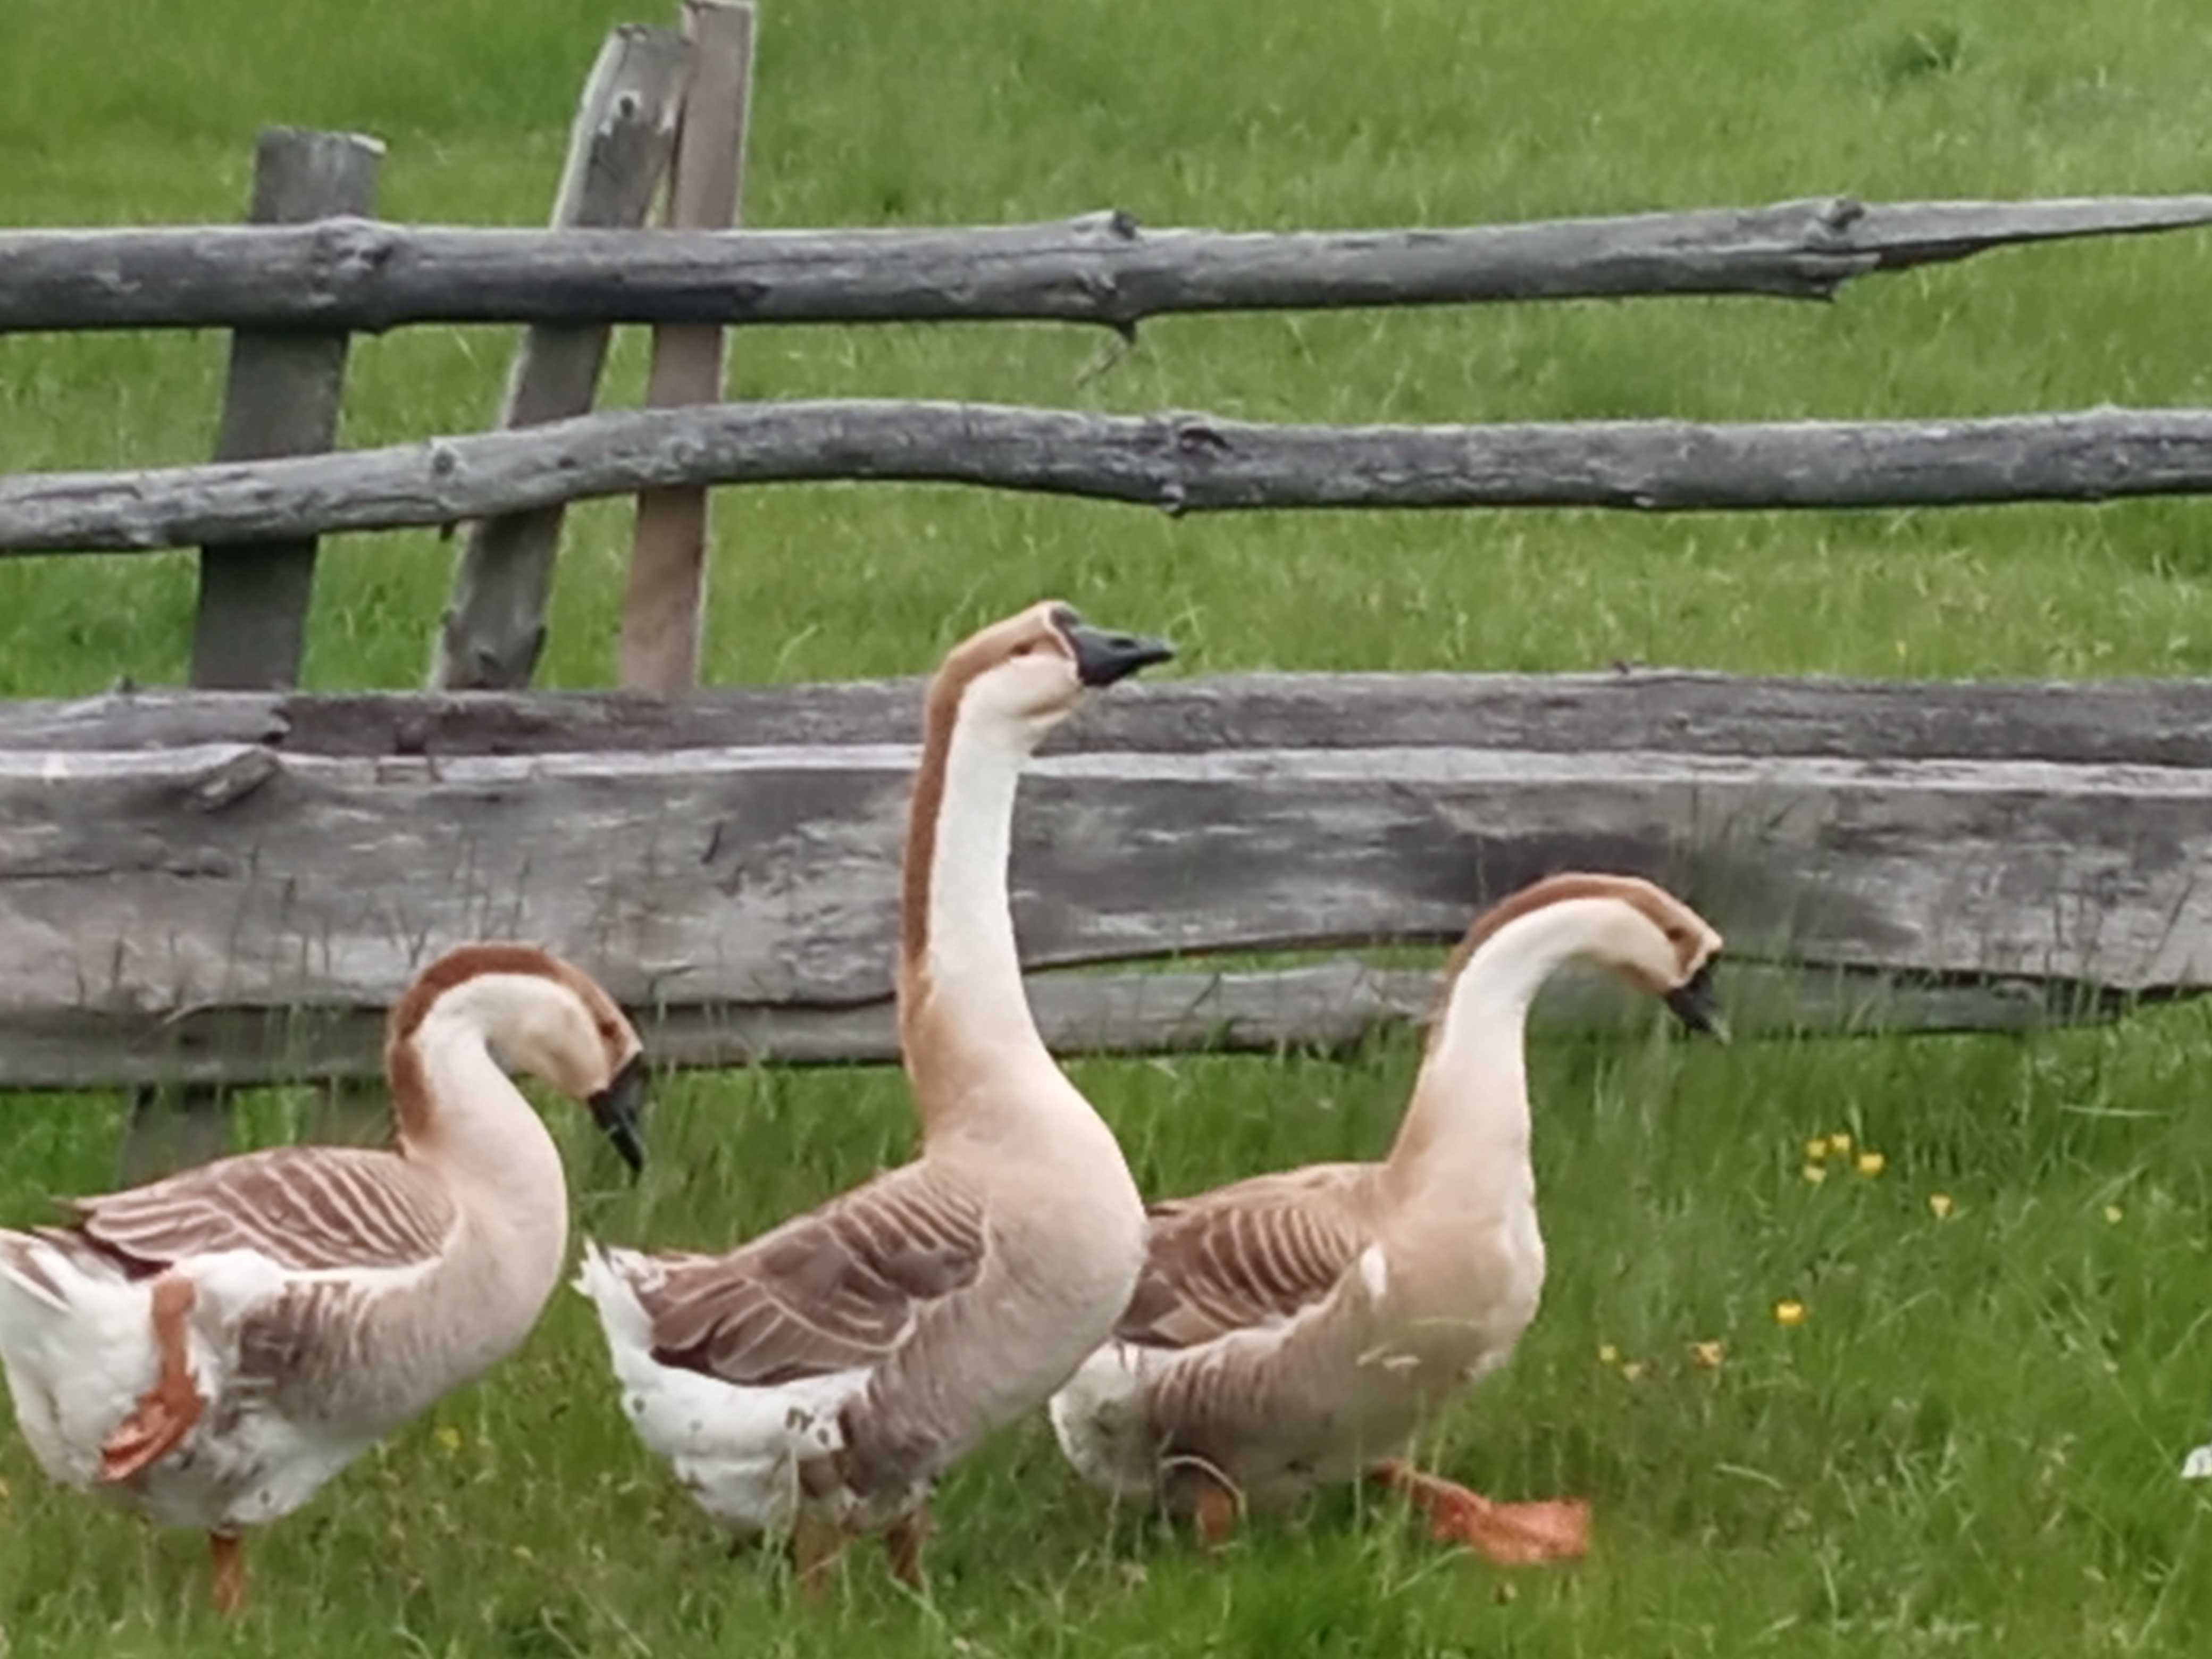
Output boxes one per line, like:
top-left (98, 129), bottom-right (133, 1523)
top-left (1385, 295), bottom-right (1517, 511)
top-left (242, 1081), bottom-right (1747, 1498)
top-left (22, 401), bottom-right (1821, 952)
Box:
top-left (5, 195), bottom-right (2212, 333)
top-left (13, 402), bottom-right (2212, 555)
top-left (0, 961), bottom-right (2122, 1091)
top-left (12, 672), bottom-right (2212, 769)
top-left (3, 742), bottom-right (2208, 1031)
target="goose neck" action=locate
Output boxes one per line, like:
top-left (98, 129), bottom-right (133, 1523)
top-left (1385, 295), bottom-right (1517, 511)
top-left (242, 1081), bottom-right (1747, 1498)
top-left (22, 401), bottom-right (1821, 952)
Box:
top-left (393, 1009), bottom-right (570, 1254)
top-left (1386, 901), bottom-right (1602, 1186)
top-left (899, 706), bottom-right (1053, 1113)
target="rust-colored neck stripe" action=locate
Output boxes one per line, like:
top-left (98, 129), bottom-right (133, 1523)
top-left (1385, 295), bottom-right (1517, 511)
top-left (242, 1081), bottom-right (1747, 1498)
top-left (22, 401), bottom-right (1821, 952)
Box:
top-left (1422, 873), bottom-right (1682, 1054)
top-left (383, 943), bottom-right (625, 1147)
top-left (898, 652), bottom-right (1002, 982)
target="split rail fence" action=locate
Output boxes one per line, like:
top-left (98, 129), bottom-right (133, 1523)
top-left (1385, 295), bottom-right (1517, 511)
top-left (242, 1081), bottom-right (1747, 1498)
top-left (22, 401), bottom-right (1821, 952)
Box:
top-left (6, 7), bottom-right (2212, 1109)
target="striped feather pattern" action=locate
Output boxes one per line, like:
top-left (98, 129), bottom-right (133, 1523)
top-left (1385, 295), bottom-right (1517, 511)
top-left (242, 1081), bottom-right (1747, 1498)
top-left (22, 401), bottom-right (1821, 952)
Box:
top-left (66, 1146), bottom-right (457, 1275)
top-left (631, 1163), bottom-right (987, 1388)
top-left (1116, 1163), bottom-right (1376, 1350)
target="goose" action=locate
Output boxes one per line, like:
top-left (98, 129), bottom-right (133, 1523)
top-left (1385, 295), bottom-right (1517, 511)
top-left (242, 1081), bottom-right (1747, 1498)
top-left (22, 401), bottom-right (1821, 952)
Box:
top-left (0, 944), bottom-right (648, 1613)
top-left (577, 600), bottom-right (1172, 1591)
top-left (1049, 872), bottom-right (1725, 1563)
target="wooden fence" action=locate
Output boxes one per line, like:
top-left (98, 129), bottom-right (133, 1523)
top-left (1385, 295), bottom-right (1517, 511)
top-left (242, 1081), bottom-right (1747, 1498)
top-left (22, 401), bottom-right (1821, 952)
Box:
top-left (6, 7), bottom-right (2212, 1097)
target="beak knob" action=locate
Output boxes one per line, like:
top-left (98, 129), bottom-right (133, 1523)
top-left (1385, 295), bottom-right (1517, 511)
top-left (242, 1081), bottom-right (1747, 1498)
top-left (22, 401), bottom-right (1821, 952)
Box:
top-left (1060, 617), bottom-right (1176, 688)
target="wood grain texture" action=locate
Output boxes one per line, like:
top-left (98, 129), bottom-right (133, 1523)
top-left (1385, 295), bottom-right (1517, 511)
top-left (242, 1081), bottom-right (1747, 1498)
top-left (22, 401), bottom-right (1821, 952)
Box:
top-left (11, 671), bottom-right (2212, 766)
top-left (187, 129), bottom-right (383, 691)
top-left (0, 961), bottom-right (2124, 1091)
top-left (1, 740), bottom-right (2206, 1049)
top-left (6, 195), bottom-right (2212, 333)
top-left (14, 402), bottom-right (2212, 555)
top-left (11, 672), bottom-right (2205, 1087)
top-left (428, 25), bottom-right (690, 692)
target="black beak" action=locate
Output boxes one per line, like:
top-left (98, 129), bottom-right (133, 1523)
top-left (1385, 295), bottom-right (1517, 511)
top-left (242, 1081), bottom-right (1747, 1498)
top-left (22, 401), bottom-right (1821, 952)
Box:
top-left (588, 1052), bottom-right (648, 1173)
top-left (1060, 617), bottom-right (1176, 688)
top-left (1664, 960), bottom-right (1730, 1043)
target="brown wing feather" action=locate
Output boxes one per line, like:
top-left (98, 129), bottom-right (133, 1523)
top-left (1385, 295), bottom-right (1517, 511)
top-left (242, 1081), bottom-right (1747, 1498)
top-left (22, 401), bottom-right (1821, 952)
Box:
top-left (65, 1145), bottom-right (456, 1275)
top-left (1116, 1162), bottom-right (1377, 1350)
top-left (631, 1163), bottom-right (988, 1387)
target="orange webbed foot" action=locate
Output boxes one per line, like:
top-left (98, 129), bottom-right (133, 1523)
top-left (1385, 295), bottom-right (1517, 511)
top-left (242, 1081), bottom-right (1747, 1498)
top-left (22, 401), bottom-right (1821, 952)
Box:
top-left (1370, 1460), bottom-right (1589, 1566)
top-left (1425, 1491), bottom-right (1590, 1565)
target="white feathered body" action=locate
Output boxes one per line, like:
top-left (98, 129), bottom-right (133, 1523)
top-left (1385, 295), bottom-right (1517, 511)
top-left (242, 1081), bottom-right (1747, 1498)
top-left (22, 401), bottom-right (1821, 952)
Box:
top-left (0, 1239), bottom-right (350, 1530)
top-left (0, 1213), bottom-right (564, 1535)
top-left (577, 1243), bottom-right (876, 1537)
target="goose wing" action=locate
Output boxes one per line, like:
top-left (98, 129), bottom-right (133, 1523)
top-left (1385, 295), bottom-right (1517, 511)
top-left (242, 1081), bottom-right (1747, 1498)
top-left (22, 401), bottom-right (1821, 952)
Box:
top-left (1116, 1162), bottom-right (1377, 1350)
top-left (61, 1145), bottom-right (457, 1275)
top-left (627, 1162), bottom-right (988, 1386)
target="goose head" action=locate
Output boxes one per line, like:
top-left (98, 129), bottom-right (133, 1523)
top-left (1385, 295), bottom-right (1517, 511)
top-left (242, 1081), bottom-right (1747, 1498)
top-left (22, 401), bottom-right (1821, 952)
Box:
top-left (389, 944), bottom-right (649, 1170)
top-left (1576, 875), bottom-right (1728, 1039)
top-left (1440, 873), bottom-right (1728, 1041)
top-left (928, 599), bottom-right (1175, 753)
top-left (1536, 873), bottom-right (1727, 1038)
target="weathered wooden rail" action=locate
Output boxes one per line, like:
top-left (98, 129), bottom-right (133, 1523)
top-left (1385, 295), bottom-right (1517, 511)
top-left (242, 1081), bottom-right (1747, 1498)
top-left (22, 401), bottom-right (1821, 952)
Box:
top-left (8, 12), bottom-right (2212, 1102)
top-left (5, 672), bottom-right (2206, 1090)
top-left (10, 403), bottom-right (2212, 554)
top-left (7, 196), bottom-right (2212, 333)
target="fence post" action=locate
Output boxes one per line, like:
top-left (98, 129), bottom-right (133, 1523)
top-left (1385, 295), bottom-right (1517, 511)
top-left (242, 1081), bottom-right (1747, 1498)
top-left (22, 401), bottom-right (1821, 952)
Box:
top-left (187, 127), bottom-right (382, 690)
top-left (617, 1), bottom-right (756, 692)
top-left (429, 25), bottom-right (691, 691)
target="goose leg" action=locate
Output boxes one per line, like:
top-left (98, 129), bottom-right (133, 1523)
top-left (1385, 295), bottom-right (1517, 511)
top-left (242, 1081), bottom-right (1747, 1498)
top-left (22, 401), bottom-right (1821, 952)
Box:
top-left (1184, 1471), bottom-right (1242, 1548)
top-left (883, 1505), bottom-right (932, 1588)
top-left (99, 1275), bottom-right (205, 1483)
top-left (792, 1512), bottom-right (847, 1603)
top-left (1162, 1455), bottom-right (1243, 1547)
top-left (1193, 1480), bottom-right (1241, 1548)
top-left (1368, 1460), bottom-right (1589, 1566)
top-left (208, 1532), bottom-right (247, 1615)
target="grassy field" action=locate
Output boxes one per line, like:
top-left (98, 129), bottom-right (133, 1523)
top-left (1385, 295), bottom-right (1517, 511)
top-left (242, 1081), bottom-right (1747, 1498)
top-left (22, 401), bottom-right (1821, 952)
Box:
top-left (4, 0), bottom-right (2212, 1653)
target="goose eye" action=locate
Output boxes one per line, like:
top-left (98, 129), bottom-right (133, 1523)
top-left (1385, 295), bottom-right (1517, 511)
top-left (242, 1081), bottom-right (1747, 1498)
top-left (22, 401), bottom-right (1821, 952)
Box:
top-left (1009, 642), bottom-right (1038, 657)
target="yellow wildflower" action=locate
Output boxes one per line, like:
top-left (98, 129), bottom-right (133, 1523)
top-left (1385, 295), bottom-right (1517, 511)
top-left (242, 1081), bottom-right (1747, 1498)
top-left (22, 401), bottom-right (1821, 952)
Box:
top-left (1828, 1132), bottom-right (1853, 1157)
top-left (1773, 1300), bottom-right (1807, 1327)
top-left (1855, 1151), bottom-right (1886, 1177)
top-left (1597, 1343), bottom-right (1621, 1365)
top-left (435, 1426), bottom-right (463, 1454)
top-left (1928, 1192), bottom-right (1955, 1219)
top-left (1804, 1137), bottom-right (1829, 1162)
top-left (1802, 1162), bottom-right (1829, 1185)
top-left (1620, 1361), bottom-right (1646, 1382)
top-left (2104, 1204), bottom-right (2124, 1225)
top-left (1690, 1340), bottom-right (1724, 1370)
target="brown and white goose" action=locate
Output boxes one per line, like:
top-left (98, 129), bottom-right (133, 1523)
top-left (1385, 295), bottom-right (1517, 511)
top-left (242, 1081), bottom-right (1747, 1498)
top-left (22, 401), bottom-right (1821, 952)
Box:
top-left (0, 944), bottom-right (646, 1613)
top-left (1049, 873), bottom-right (1725, 1563)
top-left (577, 600), bottom-right (1172, 1589)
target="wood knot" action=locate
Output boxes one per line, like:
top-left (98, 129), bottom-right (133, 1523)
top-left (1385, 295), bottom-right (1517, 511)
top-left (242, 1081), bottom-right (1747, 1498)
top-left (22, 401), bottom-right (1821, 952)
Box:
top-left (182, 747), bottom-right (280, 814)
top-left (1815, 196), bottom-right (1866, 233)
top-left (1174, 418), bottom-right (1231, 455)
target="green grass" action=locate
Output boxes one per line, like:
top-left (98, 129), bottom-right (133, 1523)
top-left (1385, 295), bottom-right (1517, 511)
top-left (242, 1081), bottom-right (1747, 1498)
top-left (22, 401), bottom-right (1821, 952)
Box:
top-left (5, 0), bottom-right (2212, 1653)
